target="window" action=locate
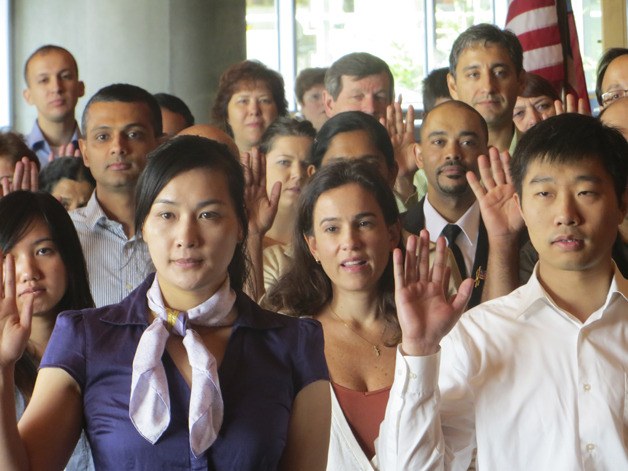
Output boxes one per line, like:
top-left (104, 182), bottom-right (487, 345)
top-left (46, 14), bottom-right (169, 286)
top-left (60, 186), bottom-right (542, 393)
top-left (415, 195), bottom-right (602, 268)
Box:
top-left (0, 0), bottom-right (10, 129)
top-left (246, 0), bottom-right (602, 112)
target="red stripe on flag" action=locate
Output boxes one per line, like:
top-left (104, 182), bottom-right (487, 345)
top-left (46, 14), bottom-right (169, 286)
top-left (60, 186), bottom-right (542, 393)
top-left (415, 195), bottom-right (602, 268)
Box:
top-left (517, 26), bottom-right (561, 51)
top-left (530, 64), bottom-right (564, 83)
top-left (506, 0), bottom-right (556, 23)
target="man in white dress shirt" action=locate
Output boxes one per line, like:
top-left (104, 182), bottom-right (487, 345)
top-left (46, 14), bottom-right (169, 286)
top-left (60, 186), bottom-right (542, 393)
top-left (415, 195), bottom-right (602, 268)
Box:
top-left (378, 113), bottom-right (628, 470)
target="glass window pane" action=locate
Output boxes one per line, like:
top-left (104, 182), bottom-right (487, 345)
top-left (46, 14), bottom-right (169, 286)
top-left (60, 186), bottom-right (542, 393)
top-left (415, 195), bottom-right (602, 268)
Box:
top-left (246, 0), bottom-right (279, 70)
top-left (294, 0), bottom-right (427, 109)
top-left (433, 0), bottom-right (495, 68)
top-left (0, 0), bottom-right (10, 129)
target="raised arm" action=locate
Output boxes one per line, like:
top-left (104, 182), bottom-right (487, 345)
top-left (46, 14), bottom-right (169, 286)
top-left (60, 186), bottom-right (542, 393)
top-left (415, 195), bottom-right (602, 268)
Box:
top-left (241, 148), bottom-right (281, 301)
top-left (0, 254), bottom-right (83, 471)
top-left (0, 254), bottom-right (33, 469)
top-left (381, 100), bottom-right (418, 206)
top-left (467, 148), bottom-right (524, 301)
top-left (377, 231), bottom-right (473, 470)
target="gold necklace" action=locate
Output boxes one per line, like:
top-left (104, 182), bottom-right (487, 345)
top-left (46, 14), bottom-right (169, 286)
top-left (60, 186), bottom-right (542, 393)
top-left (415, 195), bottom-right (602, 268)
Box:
top-left (329, 304), bottom-right (385, 357)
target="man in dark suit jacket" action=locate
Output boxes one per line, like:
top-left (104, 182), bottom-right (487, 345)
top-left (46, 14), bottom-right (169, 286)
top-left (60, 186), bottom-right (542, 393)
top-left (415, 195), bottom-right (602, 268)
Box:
top-left (403, 100), bottom-right (490, 308)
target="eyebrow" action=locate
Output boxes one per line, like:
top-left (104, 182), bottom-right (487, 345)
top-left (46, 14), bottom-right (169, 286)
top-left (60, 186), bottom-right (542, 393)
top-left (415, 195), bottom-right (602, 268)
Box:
top-left (153, 198), bottom-right (227, 209)
top-left (427, 130), bottom-right (479, 139)
top-left (318, 211), bottom-right (378, 226)
top-left (529, 175), bottom-right (604, 184)
top-left (90, 122), bottom-right (149, 132)
top-left (34, 68), bottom-right (73, 77)
top-left (32, 237), bottom-right (55, 246)
top-left (462, 62), bottom-right (511, 72)
top-left (532, 97), bottom-right (552, 105)
top-left (326, 154), bottom-right (384, 163)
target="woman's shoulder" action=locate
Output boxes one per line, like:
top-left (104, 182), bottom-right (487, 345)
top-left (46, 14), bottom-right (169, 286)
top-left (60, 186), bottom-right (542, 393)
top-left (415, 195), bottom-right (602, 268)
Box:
top-left (57, 275), bottom-right (152, 329)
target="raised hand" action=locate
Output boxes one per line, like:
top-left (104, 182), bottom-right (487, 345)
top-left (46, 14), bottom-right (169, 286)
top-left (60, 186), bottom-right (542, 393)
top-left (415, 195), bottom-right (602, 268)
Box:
top-left (0, 253), bottom-right (33, 368)
top-left (241, 147), bottom-right (281, 236)
top-left (47, 142), bottom-right (81, 162)
top-left (0, 157), bottom-right (39, 198)
top-left (467, 148), bottom-right (524, 241)
top-left (553, 94), bottom-right (590, 116)
top-left (394, 230), bottom-right (473, 356)
top-left (381, 99), bottom-right (418, 202)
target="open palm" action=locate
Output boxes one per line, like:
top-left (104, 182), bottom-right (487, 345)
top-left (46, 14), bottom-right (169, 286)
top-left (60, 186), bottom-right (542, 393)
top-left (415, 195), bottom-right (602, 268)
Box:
top-left (394, 231), bottom-right (473, 356)
top-left (0, 254), bottom-right (33, 367)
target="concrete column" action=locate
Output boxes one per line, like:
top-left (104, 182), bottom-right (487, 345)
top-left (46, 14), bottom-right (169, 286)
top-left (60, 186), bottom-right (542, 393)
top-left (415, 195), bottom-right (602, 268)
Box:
top-left (11, 0), bottom-right (246, 133)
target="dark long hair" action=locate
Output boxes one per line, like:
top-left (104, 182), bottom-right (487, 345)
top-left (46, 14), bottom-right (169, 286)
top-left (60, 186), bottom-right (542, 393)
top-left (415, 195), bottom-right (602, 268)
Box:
top-left (266, 160), bottom-right (402, 344)
top-left (0, 191), bottom-right (94, 398)
top-left (134, 135), bottom-right (249, 291)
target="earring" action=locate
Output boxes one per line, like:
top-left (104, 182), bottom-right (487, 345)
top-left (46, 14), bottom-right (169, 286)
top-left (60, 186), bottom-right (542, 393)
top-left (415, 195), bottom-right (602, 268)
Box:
top-left (315, 259), bottom-right (321, 264)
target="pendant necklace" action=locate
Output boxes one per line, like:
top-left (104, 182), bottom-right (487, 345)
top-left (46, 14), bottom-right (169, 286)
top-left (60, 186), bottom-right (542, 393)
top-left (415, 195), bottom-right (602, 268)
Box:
top-left (329, 304), bottom-right (385, 357)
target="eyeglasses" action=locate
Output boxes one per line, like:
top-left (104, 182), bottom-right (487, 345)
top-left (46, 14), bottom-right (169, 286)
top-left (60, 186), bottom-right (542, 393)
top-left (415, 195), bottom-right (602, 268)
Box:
top-left (601, 89), bottom-right (628, 106)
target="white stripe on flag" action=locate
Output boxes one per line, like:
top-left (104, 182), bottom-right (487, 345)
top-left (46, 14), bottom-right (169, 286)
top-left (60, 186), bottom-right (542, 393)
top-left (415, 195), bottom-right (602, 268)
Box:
top-left (523, 44), bottom-right (563, 70)
top-left (506, 6), bottom-right (558, 33)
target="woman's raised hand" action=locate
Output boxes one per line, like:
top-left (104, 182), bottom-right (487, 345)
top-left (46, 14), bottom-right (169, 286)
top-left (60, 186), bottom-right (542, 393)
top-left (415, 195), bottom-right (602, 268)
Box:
top-left (241, 147), bottom-right (281, 236)
top-left (393, 230), bottom-right (473, 356)
top-left (0, 253), bottom-right (33, 368)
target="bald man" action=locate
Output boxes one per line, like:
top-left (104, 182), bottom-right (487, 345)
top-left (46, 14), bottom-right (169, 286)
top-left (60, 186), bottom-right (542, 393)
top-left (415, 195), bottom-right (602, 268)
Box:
top-left (403, 100), bottom-right (490, 308)
top-left (177, 124), bottom-right (240, 158)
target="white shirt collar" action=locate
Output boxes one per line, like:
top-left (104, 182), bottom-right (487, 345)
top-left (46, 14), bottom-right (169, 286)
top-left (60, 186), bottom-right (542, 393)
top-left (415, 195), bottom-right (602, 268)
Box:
top-left (423, 196), bottom-right (480, 247)
top-left (518, 263), bottom-right (628, 325)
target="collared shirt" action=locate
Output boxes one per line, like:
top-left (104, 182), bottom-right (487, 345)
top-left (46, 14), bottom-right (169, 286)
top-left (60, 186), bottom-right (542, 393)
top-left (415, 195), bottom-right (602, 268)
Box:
top-left (377, 265), bottom-right (628, 470)
top-left (70, 192), bottom-right (153, 307)
top-left (423, 196), bottom-right (480, 277)
top-left (25, 119), bottom-right (81, 168)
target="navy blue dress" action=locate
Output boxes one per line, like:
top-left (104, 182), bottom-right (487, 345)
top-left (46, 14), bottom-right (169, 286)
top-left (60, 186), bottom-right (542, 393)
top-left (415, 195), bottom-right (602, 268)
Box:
top-left (41, 274), bottom-right (328, 470)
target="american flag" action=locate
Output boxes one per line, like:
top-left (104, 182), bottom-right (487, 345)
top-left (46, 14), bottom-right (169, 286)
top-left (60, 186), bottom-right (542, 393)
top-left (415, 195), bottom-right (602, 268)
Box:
top-left (506, 0), bottom-right (591, 113)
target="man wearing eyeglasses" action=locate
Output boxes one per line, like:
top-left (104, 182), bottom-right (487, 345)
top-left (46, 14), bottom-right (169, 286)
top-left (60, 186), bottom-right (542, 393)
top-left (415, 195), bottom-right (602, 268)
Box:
top-left (595, 48), bottom-right (628, 109)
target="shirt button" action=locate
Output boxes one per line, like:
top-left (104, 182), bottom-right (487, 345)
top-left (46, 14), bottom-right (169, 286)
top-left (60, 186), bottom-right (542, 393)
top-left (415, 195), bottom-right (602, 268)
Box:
top-left (586, 443), bottom-right (595, 452)
top-left (126, 283), bottom-right (132, 291)
top-left (583, 383), bottom-right (591, 391)
top-left (409, 372), bottom-right (417, 379)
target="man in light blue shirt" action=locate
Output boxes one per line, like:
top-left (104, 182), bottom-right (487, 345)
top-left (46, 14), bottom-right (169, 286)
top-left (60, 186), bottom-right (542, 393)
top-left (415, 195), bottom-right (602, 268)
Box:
top-left (22, 45), bottom-right (84, 167)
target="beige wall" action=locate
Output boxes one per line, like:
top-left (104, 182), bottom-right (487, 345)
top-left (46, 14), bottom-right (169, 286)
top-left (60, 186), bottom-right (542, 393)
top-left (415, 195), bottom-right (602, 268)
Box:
top-left (602, 0), bottom-right (628, 48)
top-left (11, 0), bottom-right (245, 134)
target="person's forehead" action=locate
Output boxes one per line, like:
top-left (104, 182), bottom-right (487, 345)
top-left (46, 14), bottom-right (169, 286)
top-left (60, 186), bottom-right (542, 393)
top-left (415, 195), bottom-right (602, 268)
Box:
top-left (422, 104), bottom-right (485, 137)
top-left (232, 80), bottom-right (272, 96)
top-left (456, 43), bottom-right (515, 69)
top-left (53, 177), bottom-right (93, 193)
top-left (27, 50), bottom-right (75, 75)
top-left (326, 129), bottom-right (381, 155)
top-left (601, 54), bottom-right (628, 90)
top-left (340, 73), bottom-right (390, 91)
top-left (85, 101), bottom-right (153, 130)
top-left (304, 84), bottom-right (325, 96)
top-left (523, 156), bottom-right (611, 183)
